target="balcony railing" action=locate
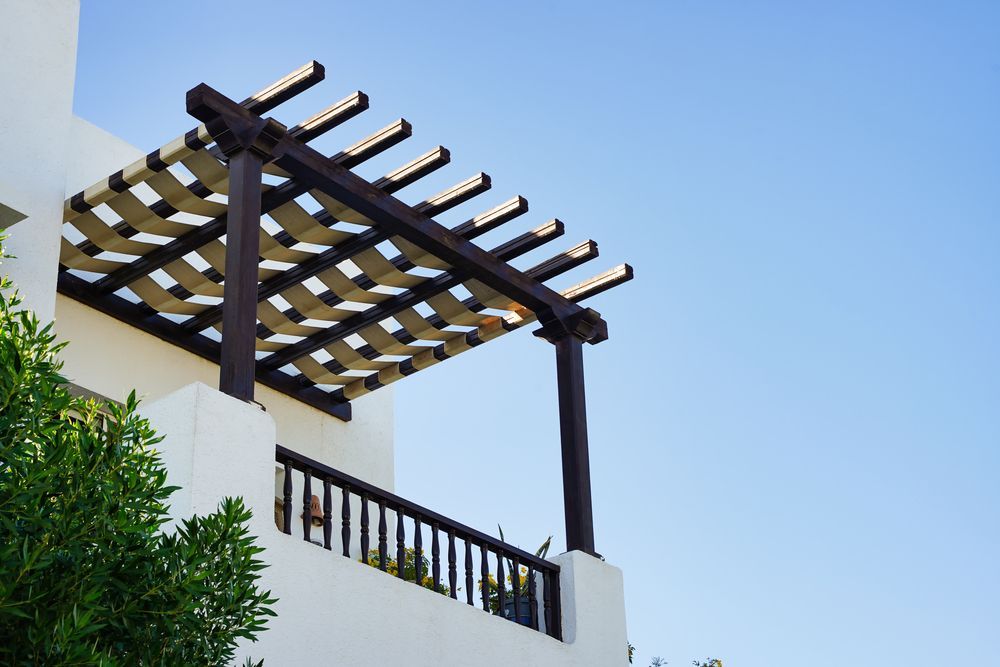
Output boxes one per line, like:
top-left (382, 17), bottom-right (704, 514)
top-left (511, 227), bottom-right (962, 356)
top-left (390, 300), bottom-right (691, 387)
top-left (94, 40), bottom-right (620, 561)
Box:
top-left (275, 445), bottom-right (562, 639)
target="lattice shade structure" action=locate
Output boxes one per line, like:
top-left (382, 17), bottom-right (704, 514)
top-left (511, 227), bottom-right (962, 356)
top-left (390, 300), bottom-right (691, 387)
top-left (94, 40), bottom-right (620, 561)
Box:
top-left (59, 60), bottom-right (633, 555)
top-left (59, 60), bottom-right (632, 425)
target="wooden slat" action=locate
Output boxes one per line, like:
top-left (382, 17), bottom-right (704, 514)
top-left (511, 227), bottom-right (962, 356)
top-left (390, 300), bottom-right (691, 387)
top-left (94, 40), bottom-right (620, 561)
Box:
top-left (64, 61), bottom-right (324, 225)
top-left (92, 118), bottom-right (411, 295)
top-left (55, 272), bottom-right (353, 421)
top-left (261, 219), bottom-right (564, 371)
top-left (157, 143), bottom-right (450, 308)
top-left (180, 150), bottom-right (462, 333)
top-left (252, 195), bottom-right (528, 341)
top-left (298, 238), bottom-right (598, 386)
top-left (186, 83), bottom-right (607, 340)
top-left (325, 261), bottom-right (631, 402)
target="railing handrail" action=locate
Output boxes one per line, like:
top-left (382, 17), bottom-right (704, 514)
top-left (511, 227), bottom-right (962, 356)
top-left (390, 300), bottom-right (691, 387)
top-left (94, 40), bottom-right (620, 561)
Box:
top-left (276, 444), bottom-right (559, 573)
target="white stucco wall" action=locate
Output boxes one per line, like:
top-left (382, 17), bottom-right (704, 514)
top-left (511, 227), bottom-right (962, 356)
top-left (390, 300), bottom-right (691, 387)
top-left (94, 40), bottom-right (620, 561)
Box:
top-left (0, 0), bottom-right (80, 321)
top-left (142, 383), bottom-right (630, 667)
top-left (54, 293), bottom-right (395, 489)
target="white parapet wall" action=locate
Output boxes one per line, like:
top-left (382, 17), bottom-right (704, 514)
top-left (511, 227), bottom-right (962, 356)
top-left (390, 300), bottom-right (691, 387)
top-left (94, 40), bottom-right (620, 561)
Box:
top-left (142, 382), bottom-right (629, 667)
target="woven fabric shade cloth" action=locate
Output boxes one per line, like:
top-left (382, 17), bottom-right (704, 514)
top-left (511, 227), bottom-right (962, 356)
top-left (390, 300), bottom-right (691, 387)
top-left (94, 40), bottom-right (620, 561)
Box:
top-left (58, 61), bottom-right (633, 422)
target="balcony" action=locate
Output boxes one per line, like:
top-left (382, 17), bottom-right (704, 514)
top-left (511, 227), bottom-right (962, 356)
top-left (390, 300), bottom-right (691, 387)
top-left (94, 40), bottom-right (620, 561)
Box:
top-left (54, 57), bottom-right (633, 665)
top-left (139, 382), bottom-right (628, 666)
top-left (276, 444), bottom-right (562, 638)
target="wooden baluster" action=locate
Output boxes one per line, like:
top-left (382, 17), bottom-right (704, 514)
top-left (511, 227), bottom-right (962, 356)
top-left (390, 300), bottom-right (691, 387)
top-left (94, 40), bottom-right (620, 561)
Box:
top-left (322, 479), bottom-right (332, 550)
top-left (281, 461), bottom-right (292, 535)
top-left (528, 566), bottom-right (539, 630)
top-left (413, 515), bottom-right (423, 586)
top-left (447, 529), bottom-right (458, 600)
top-left (549, 570), bottom-right (562, 640)
top-left (512, 556), bottom-right (522, 624)
top-left (378, 499), bottom-right (388, 572)
top-left (496, 550), bottom-right (506, 617)
top-left (543, 570), bottom-right (553, 636)
top-left (465, 538), bottom-right (474, 606)
top-left (341, 484), bottom-right (351, 557)
top-left (302, 468), bottom-right (312, 543)
top-left (480, 543), bottom-right (490, 611)
top-left (431, 522), bottom-right (441, 592)
top-left (396, 507), bottom-right (405, 579)
top-left (360, 492), bottom-right (370, 565)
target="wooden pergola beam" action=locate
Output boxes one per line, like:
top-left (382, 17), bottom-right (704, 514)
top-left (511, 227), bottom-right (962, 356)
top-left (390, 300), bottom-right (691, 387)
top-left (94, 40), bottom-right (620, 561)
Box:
top-left (186, 83), bottom-right (609, 344)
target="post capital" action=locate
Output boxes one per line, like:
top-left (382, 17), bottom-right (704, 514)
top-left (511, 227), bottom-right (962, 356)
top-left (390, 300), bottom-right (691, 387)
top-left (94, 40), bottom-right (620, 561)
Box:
top-left (186, 82), bottom-right (288, 161)
top-left (534, 307), bottom-right (607, 345)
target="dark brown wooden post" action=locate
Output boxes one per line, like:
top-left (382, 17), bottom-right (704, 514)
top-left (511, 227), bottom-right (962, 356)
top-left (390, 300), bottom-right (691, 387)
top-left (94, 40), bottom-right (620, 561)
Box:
top-left (554, 333), bottom-right (597, 555)
top-left (187, 88), bottom-right (286, 403)
top-left (219, 148), bottom-right (264, 401)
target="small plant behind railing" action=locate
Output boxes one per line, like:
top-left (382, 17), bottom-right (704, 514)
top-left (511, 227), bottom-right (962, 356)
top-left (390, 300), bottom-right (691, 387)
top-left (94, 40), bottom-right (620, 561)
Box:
top-left (480, 527), bottom-right (552, 624)
top-left (276, 444), bottom-right (562, 639)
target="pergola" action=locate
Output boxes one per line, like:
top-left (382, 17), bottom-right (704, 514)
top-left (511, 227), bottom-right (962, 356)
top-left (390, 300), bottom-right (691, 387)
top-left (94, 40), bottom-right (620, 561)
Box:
top-left (58, 62), bottom-right (633, 555)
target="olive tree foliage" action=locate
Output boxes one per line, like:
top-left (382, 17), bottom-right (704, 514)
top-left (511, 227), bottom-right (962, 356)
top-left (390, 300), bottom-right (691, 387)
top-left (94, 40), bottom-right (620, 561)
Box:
top-left (0, 244), bottom-right (275, 665)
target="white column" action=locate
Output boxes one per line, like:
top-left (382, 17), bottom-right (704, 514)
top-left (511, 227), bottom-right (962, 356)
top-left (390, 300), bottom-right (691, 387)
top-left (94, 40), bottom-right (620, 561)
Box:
top-left (0, 0), bottom-right (80, 321)
top-left (551, 550), bottom-right (631, 666)
top-left (140, 382), bottom-right (277, 535)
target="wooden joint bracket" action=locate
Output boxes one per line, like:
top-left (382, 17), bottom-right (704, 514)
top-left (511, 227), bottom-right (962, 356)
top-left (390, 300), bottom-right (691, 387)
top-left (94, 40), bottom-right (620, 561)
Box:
top-left (187, 83), bottom-right (288, 161)
top-left (534, 307), bottom-right (608, 345)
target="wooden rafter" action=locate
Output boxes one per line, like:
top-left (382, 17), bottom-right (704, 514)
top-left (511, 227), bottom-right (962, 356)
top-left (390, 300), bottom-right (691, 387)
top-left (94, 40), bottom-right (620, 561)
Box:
top-left (57, 61), bottom-right (633, 435)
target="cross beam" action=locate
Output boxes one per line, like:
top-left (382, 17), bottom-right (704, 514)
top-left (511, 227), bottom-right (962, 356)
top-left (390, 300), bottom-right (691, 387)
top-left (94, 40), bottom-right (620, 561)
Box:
top-left (185, 83), bottom-right (609, 344)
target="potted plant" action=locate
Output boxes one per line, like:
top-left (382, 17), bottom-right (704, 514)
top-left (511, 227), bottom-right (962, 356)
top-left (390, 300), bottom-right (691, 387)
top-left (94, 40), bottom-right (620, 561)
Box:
top-left (482, 527), bottom-right (552, 625)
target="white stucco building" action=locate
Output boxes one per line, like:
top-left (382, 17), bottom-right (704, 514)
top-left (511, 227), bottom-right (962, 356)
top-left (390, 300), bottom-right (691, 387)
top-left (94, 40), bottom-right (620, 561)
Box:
top-left (0, 1), bottom-right (632, 664)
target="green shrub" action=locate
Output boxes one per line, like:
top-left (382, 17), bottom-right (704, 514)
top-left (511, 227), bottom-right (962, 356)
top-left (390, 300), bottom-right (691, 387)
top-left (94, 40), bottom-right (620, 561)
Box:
top-left (0, 242), bottom-right (275, 665)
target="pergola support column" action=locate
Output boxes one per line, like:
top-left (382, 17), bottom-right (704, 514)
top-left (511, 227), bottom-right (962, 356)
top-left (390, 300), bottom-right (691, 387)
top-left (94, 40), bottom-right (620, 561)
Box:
top-left (194, 107), bottom-right (288, 403)
top-left (218, 149), bottom-right (264, 401)
top-left (554, 333), bottom-right (597, 556)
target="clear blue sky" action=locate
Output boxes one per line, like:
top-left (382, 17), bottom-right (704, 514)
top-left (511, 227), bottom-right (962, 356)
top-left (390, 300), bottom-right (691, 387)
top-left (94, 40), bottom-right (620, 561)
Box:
top-left (73, 2), bottom-right (999, 665)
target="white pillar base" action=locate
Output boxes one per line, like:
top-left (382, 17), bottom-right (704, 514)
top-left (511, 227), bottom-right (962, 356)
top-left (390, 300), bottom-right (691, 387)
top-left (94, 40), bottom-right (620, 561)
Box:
top-left (140, 381), bottom-right (276, 535)
top-left (551, 550), bottom-right (630, 665)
